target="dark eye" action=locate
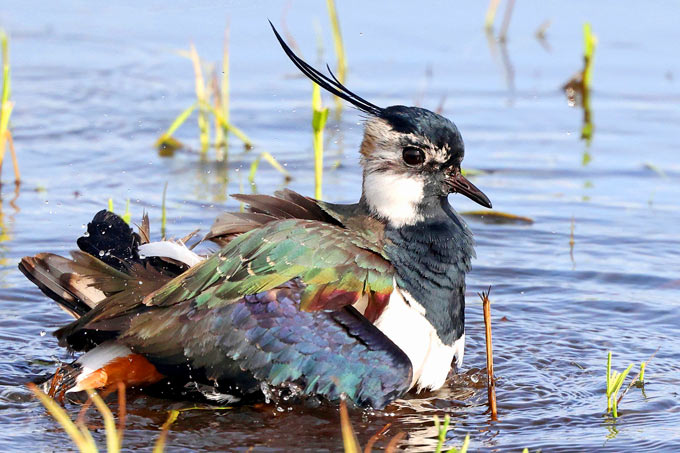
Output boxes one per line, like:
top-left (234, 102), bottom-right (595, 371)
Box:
top-left (402, 147), bottom-right (425, 166)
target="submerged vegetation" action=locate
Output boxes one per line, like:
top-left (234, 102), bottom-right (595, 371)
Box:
top-left (0, 30), bottom-right (20, 184)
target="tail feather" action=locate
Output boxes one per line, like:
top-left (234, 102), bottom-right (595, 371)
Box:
top-left (20, 211), bottom-right (184, 322)
top-left (19, 253), bottom-right (104, 318)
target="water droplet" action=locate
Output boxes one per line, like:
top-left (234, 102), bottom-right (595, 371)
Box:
top-left (98, 250), bottom-right (105, 257)
top-left (40, 331), bottom-right (46, 336)
top-left (82, 231), bottom-right (90, 237)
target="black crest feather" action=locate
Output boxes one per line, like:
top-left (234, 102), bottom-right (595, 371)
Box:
top-left (269, 21), bottom-right (383, 116)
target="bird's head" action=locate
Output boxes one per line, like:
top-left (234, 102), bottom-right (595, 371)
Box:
top-left (271, 23), bottom-right (491, 227)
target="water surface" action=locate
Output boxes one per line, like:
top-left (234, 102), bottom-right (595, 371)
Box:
top-left (1, 1), bottom-right (679, 451)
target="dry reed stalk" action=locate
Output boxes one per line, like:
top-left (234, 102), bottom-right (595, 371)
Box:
top-left (364, 423), bottom-right (391, 453)
top-left (479, 289), bottom-right (498, 419)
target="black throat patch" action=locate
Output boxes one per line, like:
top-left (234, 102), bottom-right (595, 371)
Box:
top-left (383, 200), bottom-right (474, 345)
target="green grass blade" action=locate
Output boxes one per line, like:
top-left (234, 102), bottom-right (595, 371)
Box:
top-left (248, 154), bottom-right (261, 184)
top-left (582, 23), bottom-right (597, 90)
top-left (1, 29), bottom-right (10, 106)
top-left (339, 400), bottom-right (360, 453)
top-left (153, 410), bottom-right (179, 453)
top-left (201, 101), bottom-right (253, 148)
top-left (485, 0), bottom-right (501, 30)
top-left (155, 103), bottom-right (197, 149)
top-left (613, 363), bottom-right (634, 397)
top-left (326, 0), bottom-right (346, 83)
top-left (312, 83), bottom-right (329, 199)
top-left (446, 434), bottom-right (471, 453)
top-left (122, 199), bottom-right (131, 224)
top-left (189, 44), bottom-right (210, 153)
top-left (28, 383), bottom-right (97, 453)
top-left (248, 151), bottom-right (290, 184)
top-left (0, 30), bottom-right (11, 167)
top-left (87, 390), bottom-right (121, 453)
top-left (326, 0), bottom-right (347, 113)
top-left (221, 23), bottom-right (230, 127)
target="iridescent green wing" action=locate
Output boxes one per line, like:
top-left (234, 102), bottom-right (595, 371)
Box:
top-left (144, 219), bottom-right (393, 316)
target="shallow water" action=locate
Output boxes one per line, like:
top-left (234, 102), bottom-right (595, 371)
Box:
top-left (1, 1), bottom-right (679, 451)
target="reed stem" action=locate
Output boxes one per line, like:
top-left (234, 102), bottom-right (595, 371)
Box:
top-left (480, 289), bottom-right (497, 419)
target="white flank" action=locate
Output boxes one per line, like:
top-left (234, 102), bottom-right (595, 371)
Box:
top-left (69, 342), bottom-right (133, 393)
top-left (372, 280), bottom-right (459, 391)
top-left (452, 332), bottom-right (466, 369)
top-left (138, 241), bottom-right (204, 267)
top-left (363, 171), bottom-right (425, 228)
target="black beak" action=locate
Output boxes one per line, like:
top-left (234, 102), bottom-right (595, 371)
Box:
top-left (447, 170), bottom-right (492, 209)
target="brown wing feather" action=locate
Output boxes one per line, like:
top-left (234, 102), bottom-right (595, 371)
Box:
top-left (207, 190), bottom-right (343, 247)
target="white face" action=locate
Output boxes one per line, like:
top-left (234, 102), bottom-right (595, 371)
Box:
top-left (360, 117), bottom-right (450, 227)
top-left (363, 171), bottom-right (425, 228)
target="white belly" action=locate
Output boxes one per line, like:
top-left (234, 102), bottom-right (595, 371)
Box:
top-left (362, 282), bottom-right (465, 392)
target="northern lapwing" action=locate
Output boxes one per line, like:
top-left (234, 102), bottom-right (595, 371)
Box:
top-left (19, 24), bottom-right (491, 409)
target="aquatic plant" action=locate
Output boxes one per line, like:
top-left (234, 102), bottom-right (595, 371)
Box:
top-left (605, 351), bottom-right (633, 418)
top-left (0, 29), bottom-right (20, 183)
top-left (153, 410), bottom-right (179, 453)
top-left (28, 383), bottom-right (189, 452)
top-left (563, 23), bottom-right (597, 149)
top-left (617, 347), bottom-right (658, 406)
top-left (582, 23), bottom-right (596, 92)
top-left (29, 383), bottom-right (125, 453)
top-left (155, 32), bottom-right (290, 185)
top-left (479, 289), bottom-right (498, 419)
top-left (189, 43), bottom-right (211, 154)
top-left (484, 0), bottom-right (515, 42)
top-left (212, 24), bottom-right (230, 157)
top-left (155, 34), bottom-right (254, 156)
top-left (312, 83), bottom-right (329, 199)
top-left (638, 362), bottom-right (646, 385)
top-left (107, 198), bottom-right (131, 224)
top-left (434, 415), bottom-right (469, 453)
top-left (326, 0), bottom-right (347, 113)
top-left (248, 151), bottom-right (291, 186)
top-left (484, 0), bottom-right (501, 31)
top-left (580, 23), bottom-right (596, 143)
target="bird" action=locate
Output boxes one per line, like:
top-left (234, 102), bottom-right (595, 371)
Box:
top-left (18, 23), bottom-right (491, 410)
